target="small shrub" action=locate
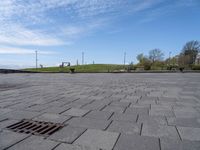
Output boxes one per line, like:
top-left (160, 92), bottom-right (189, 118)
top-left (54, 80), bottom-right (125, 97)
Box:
top-left (192, 65), bottom-right (200, 70)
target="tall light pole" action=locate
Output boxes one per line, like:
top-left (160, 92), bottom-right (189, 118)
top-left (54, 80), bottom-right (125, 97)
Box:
top-left (82, 52), bottom-right (84, 65)
top-left (169, 51), bottom-right (171, 65)
top-left (35, 50), bottom-right (38, 69)
top-left (124, 52), bottom-right (126, 66)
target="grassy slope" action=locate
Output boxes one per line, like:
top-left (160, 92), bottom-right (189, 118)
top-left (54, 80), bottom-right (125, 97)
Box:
top-left (24, 64), bottom-right (126, 73)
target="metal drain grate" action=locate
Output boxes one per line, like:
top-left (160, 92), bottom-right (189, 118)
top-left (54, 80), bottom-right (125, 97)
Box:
top-left (6, 119), bottom-right (64, 137)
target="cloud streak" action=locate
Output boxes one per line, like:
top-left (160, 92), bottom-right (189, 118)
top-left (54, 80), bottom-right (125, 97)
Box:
top-left (0, 0), bottom-right (199, 47)
top-left (0, 46), bottom-right (56, 55)
top-left (0, 0), bottom-right (164, 47)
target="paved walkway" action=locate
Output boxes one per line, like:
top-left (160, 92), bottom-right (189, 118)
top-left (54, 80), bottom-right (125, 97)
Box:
top-left (0, 73), bottom-right (200, 150)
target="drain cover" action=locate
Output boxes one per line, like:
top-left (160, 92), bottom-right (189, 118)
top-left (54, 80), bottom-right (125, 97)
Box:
top-left (6, 119), bottom-right (64, 137)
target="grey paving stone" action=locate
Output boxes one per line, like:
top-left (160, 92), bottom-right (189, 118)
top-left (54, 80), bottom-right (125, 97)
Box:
top-left (48, 125), bottom-right (86, 143)
top-left (102, 106), bottom-right (125, 113)
top-left (82, 101), bottom-right (107, 110)
top-left (61, 108), bottom-right (90, 117)
top-left (111, 112), bottom-right (137, 122)
top-left (167, 117), bottom-right (200, 128)
top-left (2, 110), bottom-right (42, 120)
top-left (110, 102), bottom-right (130, 107)
top-left (158, 97), bottom-right (177, 102)
top-left (67, 117), bottom-right (111, 130)
top-left (125, 107), bottom-right (149, 115)
top-left (160, 137), bottom-right (200, 150)
top-left (139, 100), bottom-right (156, 105)
top-left (107, 121), bottom-right (141, 134)
top-left (177, 126), bottom-right (200, 141)
top-left (54, 143), bottom-right (96, 150)
top-left (74, 129), bottom-right (119, 150)
top-left (130, 103), bottom-right (150, 109)
top-left (151, 104), bottom-right (172, 109)
top-left (25, 104), bottom-right (51, 112)
top-left (174, 109), bottom-right (200, 118)
top-left (44, 106), bottom-right (70, 114)
top-left (65, 102), bottom-right (87, 109)
top-left (142, 122), bottom-right (180, 139)
top-left (0, 108), bottom-right (12, 115)
top-left (0, 115), bottom-right (8, 122)
top-left (149, 108), bottom-right (174, 117)
top-left (137, 115), bottom-right (167, 125)
top-left (0, 130), bottom-right (29, 149)
top-left (1, 73), bottom-right (200, 150)
top-left (7, 135), bottom-right (58, 150)
top-left (114, 134), bottom-right (160, 150)
top-left (85, 110), bottom-right (112, 120)
top-left (33, 113), bottom-right (71, 123)
top-left (120, 97), bottom-right (138, 103)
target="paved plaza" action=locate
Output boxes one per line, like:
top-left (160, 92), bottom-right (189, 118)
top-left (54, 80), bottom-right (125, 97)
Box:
top-left (0, 73), bottom-right (200, 150)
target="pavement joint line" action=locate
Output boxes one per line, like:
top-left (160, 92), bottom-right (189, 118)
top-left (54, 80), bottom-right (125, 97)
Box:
top-left (135, 114), bottom-right (139, 122)
top-left (51, 142), bottom-right (62, 150)
top-left (59, 108), bottom-right (71, 115)
top-left (175, 125), bottom-right (182, 141)
top-left (71, 128), bottom-right (88, 144)
top-left (139, 123), bottom-right (143, 136)
top-left (112, 132), bottom-right (121, 150)
top-left (82, 110), bottom-right (92, 117)
top-left (158, 138), bottom-right (162, 150)
top-left (107, 112), bottom-right (114, 120)
top-left (99, 105), bottom-right (107, 111)
top-left (104, 120), bottom-right (113, 131)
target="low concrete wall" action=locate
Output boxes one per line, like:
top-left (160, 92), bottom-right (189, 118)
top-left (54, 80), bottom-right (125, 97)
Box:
top-left (0, 69), bottom-right (36, 73)
top-left (0, 69), bottom-right (200, 74)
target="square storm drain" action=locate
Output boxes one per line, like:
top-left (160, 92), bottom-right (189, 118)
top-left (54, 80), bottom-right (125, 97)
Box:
top-left (6, 119), bottom-right (64, 137)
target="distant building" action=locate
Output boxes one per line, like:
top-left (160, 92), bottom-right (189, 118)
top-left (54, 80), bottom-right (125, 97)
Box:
top-left (195, 53), bottom-right (200, 65)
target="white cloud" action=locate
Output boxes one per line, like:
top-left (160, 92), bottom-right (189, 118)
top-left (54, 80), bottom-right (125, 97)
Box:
top-left (0, 46), bottom-right (56, 55)
top-left (0, 0), bottom-right (198, 47)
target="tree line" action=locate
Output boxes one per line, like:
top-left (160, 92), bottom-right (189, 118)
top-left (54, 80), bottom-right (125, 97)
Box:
top-left (134, 40), bottom-right (200, 70)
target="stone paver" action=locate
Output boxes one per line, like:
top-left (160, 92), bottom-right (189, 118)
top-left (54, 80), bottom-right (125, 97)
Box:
top-left (74, 129), bottom-right (119, 150)
top-left (7, 135), bottom-right (58, 150)
top-left (167, 117), bottom-right (200, 128)
top-left (125, 107), bottom-right (149, 115)
top-left (61, 108), bottom-right (90, 117)
top-left (102, 105), bottom-right (125, 113)
top-left (0, 130), bottom-right (29, 149)
top-left (114, 134), bottom-right (160, 150)
top-left (67, 117), bottom-right (111, 130)
top-left (138, 115), bottom-right (167, 125)
top-left (0, 73), bottom-right (200, 149)
top-left (111, 112), bottom-right (137, 122)
top-left (160, 137), bottom-right (200, 150)
top-left (85, 110), bottom-right (112, 120)
top-left (54, 143), bottom-right (96, 150)
top-left (142, 122), bottom-right (180, 139)
top-left (48, 125), bottom-right (86, 143)
top-left (107, 120), bottom-right (141, 134)
top-left (33, 113), bottom-right (71, 123)
top-left (177, 126), bottom-right (200, 141)
top-left (2, 110), bottom-right (42, 120)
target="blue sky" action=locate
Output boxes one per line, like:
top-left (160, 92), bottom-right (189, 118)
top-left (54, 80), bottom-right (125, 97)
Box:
top-left (0, 0), bottom-right (200, 68)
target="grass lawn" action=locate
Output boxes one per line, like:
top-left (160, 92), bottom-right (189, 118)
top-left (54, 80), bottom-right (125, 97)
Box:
top-left (24, 64), bottom-right (126, 73)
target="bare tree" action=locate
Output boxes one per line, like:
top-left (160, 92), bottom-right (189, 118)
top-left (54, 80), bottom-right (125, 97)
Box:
top-left (182, 40), bottom-right (200, 64)
top-left (137, 53), bottom-right (144, 64)
top-left (149, 49), bottom-right (164, 63)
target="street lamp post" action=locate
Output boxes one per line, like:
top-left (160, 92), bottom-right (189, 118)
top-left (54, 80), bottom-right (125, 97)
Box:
top-left (124, 52), bottom-right (126, 66)
top-left (35, 50), bottom-right (38, 70)
top-left (82, 52), bottom-right (84, 65)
